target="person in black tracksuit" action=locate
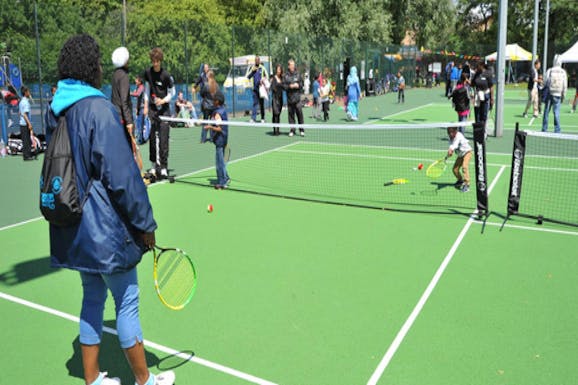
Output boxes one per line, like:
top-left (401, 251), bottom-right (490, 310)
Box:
top-left (283, 59), bottom-right (305, 137)
top-left (142, 47), bottom-right (174, 178)
top-left (270, 63), bottom-right (285, 135)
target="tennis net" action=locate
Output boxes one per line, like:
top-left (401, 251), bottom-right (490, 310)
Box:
top-left (507, 127), bottom-right (578, 227)
top-left (159, 118), bottom-right (488, 215)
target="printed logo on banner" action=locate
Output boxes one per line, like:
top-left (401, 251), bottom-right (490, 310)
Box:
top-left (476, 142), bottom-right (486, 192)
top-left (9, 64), bottom-right (22, 89)
top-left (511, 148), bottom-right (523, 198)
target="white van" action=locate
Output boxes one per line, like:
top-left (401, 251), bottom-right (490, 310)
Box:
top-left (223, 55), bottom-right (271, 90)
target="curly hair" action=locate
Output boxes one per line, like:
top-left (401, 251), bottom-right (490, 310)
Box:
top-left (57, 34), bottom-right (102, 88)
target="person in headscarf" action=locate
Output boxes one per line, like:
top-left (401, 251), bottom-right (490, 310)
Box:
top-left (346, 66), bottom-right (361, 121)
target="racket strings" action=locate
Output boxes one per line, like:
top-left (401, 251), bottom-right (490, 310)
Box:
top-left (156, 251), bottom-right (196, 307)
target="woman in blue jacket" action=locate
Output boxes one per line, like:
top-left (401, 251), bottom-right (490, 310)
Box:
top-left (46, 34), bottom-right (174, 385)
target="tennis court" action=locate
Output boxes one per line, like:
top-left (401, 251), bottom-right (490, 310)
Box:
top-left (1, 87), bottom-right (578, 385)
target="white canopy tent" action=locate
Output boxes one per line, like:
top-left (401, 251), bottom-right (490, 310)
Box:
top-left (558, 41), bottom-right (578, 63)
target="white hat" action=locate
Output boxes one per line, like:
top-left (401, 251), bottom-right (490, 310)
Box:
top-left (112, 47), bottom-right (129, 69)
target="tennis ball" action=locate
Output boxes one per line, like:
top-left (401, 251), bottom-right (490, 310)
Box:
top-left (207, 204), bottom-right (213, 213)
top-left (418, 163), bottom-right (423, 170)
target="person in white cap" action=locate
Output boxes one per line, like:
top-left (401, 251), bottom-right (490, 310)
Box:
top-left (111, 46), bottom-right (140, 168)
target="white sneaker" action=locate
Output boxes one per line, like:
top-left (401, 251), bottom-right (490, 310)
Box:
top-left (300, 131), bottom-right (305, 137)
top-left (249, 119), bottom-right (256, 123)
top-left (288, 131), bottom-right (294, 137)
top-left (160, 168), bottom-right (168, 177)
top-left (260, 119), bottom-right (265, 123)
top-left (153, 370), bottom-right (175, 385)
top-left (96, 372), bottom-right (121, 385)
top-left (102, 377), bottom-right (121, 385)
top-left (148, 167), bottom-right (156, 176)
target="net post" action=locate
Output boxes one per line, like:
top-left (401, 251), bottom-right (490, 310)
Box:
top-left (506, 122), bottom-right (527, 219)
top-left (472, 122), bottom-right (488, 218)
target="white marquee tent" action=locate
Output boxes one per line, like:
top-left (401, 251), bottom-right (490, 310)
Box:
top-left (558, 41), bottom-right (578, 63)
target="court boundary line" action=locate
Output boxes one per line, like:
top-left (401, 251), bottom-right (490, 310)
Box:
top-left (366, 165), bottom-right (507, 385)
top-left (473, 220), bottom-right (578, 236)
top-left (0, 291), bottom-right (279, 385)
top-left (0, 216), bottom-right (44, 232)
top-left (362, 103), bottom-right (434, 125)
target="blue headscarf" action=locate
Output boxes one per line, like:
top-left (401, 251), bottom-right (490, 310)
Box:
top-left (347, 66), bottom-right (359, 87)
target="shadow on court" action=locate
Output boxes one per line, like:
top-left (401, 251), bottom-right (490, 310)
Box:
top-left (0, 256), bottom-right (59, 286)
top-left (65, 320), bottom-right (161, 384)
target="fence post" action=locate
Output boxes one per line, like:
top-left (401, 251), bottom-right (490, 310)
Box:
top-left (0, 104), bottom-right (7, 144)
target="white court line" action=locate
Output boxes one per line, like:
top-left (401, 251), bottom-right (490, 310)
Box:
top-left (474, 220), bottom-right (578, 236)
top-left (0, 216), bottom-right (44, 232)
top-left (363, 103), bottom-right (434, 125)
top-left (366, 165), bottom-right (507, 385)
top-left (0, 291), bottom-right (279, 385)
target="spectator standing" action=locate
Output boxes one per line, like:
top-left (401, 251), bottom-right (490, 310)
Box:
top-left (204, 91), bottom-right (230, 189)
top-left (284, 59), bottom-right (305, 137)
top-left (471, 62), bottom-right (494, 136)
top-left (46, 33), bottom-right (175, 385)
top-left (311, 75), bottom-right (320, 119)
top-left (571, 73), bottom-right (577, 113)
top-left (131, 76), bottom-right (145, 144)
top-left (346, 66), bottom-right (361, 120)
top-left (270, 63), bottom-right (284, 135)
top-left (319, 77), bottom-right (331, 121)
top-left (542, 55), bottom-right (568, 133)
top-left (445, 61), bottom-right (454, 97)
top-left (110, 47), bottom-right (136, 152)
top-left (142, 47), bottom-right (175, 179)
top-left (450, 73), bottom-right (470, 129)
top-left (523, 60), bottom-right (541, 118)
top-left (19, 86), bottom-right (35, 160)
top-left (397, 71), bottom-right (406, 104)
top-left (247, 55), bottom-right (268, 123)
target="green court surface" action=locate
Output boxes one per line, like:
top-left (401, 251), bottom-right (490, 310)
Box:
top-left (1, 87), bottom-right (578, 385)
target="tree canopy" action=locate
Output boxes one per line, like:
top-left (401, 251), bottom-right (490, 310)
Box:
top-left (0, 0), bottom-right (576, 85)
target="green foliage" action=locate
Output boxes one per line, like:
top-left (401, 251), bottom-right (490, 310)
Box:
top-left (1, 0), bottom-right (576, 88)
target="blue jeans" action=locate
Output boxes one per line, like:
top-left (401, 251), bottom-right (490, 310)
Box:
top-left (135, 110), bottom-right (144, 144)
top-left (215, 145), bottom-right (229, 186)
top-left (542, 95), bottom-right (561, 133)
top-left (79, 268), bottom-right (142, 349)
top-left (458, 114), bottom-right (468, 133)
top-left (251, 90), bottom-right (265, 121)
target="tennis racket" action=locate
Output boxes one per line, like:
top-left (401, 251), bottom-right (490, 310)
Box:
top-left (426, 156), bottom-right (448, 179)
top-left (384, 178), bottom-right (408, 186)
top-left (153, 245), bottom-right (197, 310)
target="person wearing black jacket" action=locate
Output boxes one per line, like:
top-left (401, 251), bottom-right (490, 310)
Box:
top-left (142, 47), bottom-right (175, 178)
top-left (270, 63), bottom-right (285, 135)
top-left (111, 47), bottom-right (135, 153)
top-left (450, 73), bottom-right (471, 132)
top-left (283, 59), bottom-right (304, 137)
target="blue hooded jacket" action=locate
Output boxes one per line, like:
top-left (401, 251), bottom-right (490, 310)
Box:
top-left (46, 79), bottom-right (157, 274)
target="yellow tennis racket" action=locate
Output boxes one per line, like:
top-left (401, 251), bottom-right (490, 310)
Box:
top-left (426, 156), bottom-right (448, 179)
top-left (384, 178), bottom-right (409, 186)
top-left (153, 245), bottom-right (197, 310)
